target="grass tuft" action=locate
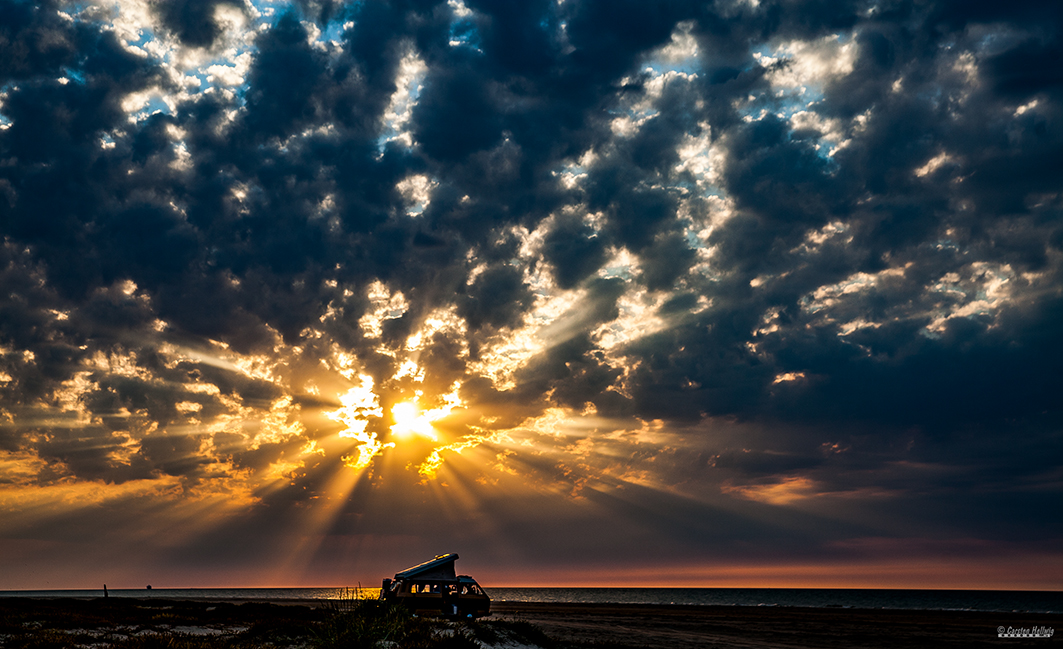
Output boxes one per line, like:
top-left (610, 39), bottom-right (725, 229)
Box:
top-left (313, 598), bottom-right (429, 649)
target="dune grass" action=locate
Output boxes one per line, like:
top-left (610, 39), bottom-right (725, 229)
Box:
top-left (312, 597), bottom-right (482, 649)
top-left (0, 597), bottom-right (561, 649)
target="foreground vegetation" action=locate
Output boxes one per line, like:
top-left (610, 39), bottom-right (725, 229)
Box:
top-left (315, 598), bottom-right (558, 649)
top-left (0, 597), bottom-right (559, 649)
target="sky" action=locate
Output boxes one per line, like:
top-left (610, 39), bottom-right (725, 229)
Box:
top-left (0, 0), bottom-right (1061, 591)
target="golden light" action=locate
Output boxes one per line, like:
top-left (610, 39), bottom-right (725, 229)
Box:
top-left (390, 401), bottom-right (438, 441)
top-left (325, 373), bottom-right (473, 475)
top-left (326, 375), bottom-right (393, 471)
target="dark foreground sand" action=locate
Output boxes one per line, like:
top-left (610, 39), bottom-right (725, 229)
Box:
top-left (0, 597), bottom-right (1058, 648)
top-left (491, 601), bottom-right (1061, 649)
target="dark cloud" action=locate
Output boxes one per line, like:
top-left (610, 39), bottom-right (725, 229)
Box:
top-left (541, 214), bottom-right (608, 289)
top-left (152, 0), bottom-right (247, 48)
top-left (0, 0), bottom-right (78, 82)
top-left (412, 63), bottom-right (503, 161)
top-left (242, 12), bottom-right (331, 139)
top-left (459, 264), bottom-right (533, 331)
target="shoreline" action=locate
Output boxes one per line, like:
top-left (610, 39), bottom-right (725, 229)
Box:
top-left (3, 586), bottom-right (1061, 614)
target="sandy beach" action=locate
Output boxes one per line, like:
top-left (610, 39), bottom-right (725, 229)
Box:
top-left (490, 601), bottom-right (1061, 648)
top-left (0, 597), bottom-right (1058, 648)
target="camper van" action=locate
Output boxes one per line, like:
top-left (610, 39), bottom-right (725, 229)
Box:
top-left (379, 553), bottom-right (490, 619)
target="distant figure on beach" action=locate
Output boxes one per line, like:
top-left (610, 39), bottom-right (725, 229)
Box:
top-left (104, 585), bottom-right (108, 598)
top-left (146, 585), bottom-right (152, 590)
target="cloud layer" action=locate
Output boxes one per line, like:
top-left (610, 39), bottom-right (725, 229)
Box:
top-left (0, 0), bottom-right (1060, 588)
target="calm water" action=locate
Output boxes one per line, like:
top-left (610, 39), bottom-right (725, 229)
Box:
top-left (0, 587), bottom-right (1059, 613)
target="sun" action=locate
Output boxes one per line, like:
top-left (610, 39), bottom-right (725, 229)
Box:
top-left (390, 401), bottom-right (438, 440)
top-left (327, 380), bottom-right (466, 473)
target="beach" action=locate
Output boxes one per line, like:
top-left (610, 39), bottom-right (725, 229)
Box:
top-left (0, 596), bottom-right (1059, 648)
top-left (490, 601), bottom-right (1061, 648)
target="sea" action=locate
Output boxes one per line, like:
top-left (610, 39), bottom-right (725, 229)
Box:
top-left (0, 587), bottom-right (1060, 614)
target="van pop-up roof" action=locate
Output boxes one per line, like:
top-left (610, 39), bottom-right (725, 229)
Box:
top-left (394, 553), bottom-right (459, 582)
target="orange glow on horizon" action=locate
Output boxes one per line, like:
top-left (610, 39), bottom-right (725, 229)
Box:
top-left (39, 556), bottom-right (1060, 592)
top-left (475, 555), bottom-right (1063, 591)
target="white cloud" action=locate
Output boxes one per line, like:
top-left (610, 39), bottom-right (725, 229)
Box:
top-left (396, 174), bottom-right (437, 216)
top-left (756, 34), bottom-right (857, 92)
top-left (380, 45), bottom-right (428, 150)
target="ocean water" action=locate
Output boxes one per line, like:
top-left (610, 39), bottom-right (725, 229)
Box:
top-left (1, 587), bottom-right (1060, 613)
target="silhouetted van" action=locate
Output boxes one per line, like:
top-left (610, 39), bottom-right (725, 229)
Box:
top-left (379, 553), bottom-right (490, 619)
